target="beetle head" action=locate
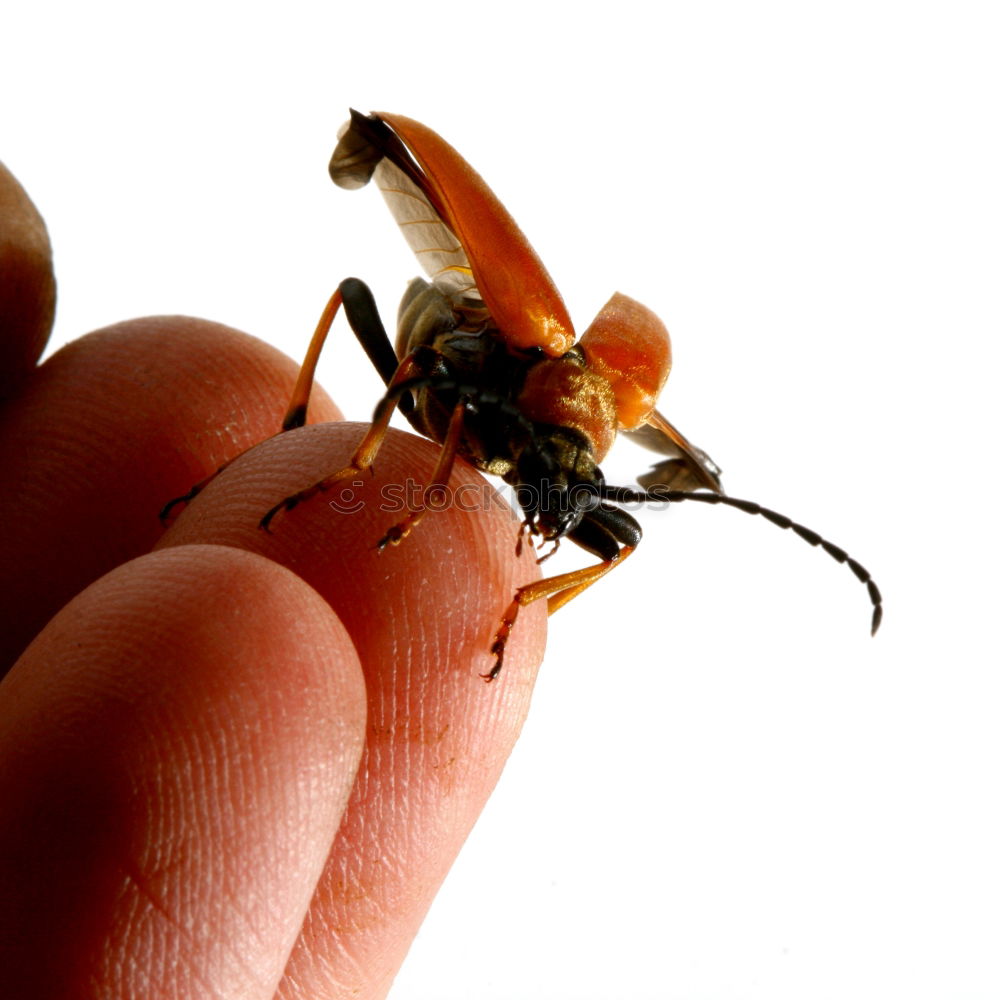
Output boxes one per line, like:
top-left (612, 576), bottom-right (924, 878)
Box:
top-left (513, 427), bottom-right (604, 542)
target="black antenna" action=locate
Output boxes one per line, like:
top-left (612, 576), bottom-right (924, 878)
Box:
top-left (601, 485), bottom-right (882, 635)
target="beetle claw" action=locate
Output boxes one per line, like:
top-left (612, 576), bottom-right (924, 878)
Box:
top-left (486, 603), bottom-right (519, 681)
top-left (159, 488), bottom-right (198, 524)
top-left (480, 651), bottom-right (503, 683)
top-left (259, 498), bottom-right (289, 532)
top-left (376, 522), bottom-right (409, 550)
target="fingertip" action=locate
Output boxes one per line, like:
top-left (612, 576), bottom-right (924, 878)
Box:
top-left (157, 422), bottom-right (547, 995)
top-left (0, 161), bottom-right (56, 399)
top-left (0, 316), bottom-right (339, 674)
top-left (159, 421), bottom-right (546, 693)
top-left (0, 544), bottom-right (365, 999)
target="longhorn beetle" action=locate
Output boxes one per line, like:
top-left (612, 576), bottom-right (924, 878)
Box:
top-left (166, 110), bottom-right (882, 679)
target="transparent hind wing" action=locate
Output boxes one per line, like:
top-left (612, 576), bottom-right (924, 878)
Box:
top-left (331, 110), bottom-right (573, 353)
top-left (373, 157), bottom-right (484, 308)
top-left (624, 408), bottom-right (725, 494)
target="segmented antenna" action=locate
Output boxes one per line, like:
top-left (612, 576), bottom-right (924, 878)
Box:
top-left (602, 486), bottom-right (882, 635)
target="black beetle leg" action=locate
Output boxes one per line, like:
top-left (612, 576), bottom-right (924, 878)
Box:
top-left (376, 397), bottom-right (467, 550)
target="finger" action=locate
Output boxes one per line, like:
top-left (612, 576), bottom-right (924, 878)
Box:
top-left (158, 422), bottom-right (546, 998)
top-left (0, 316), bottom-right (339, 675)
top-left (0, 544), bottom-right (366, 1000)
top-left (0, 161), bottom-right (56, 400)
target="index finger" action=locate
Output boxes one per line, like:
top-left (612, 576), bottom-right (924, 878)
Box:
top-left (158, 420), bottom-right (546, 998)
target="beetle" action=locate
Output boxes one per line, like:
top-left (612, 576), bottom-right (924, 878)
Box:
top-left (175, 110), bottom-right (882, 679)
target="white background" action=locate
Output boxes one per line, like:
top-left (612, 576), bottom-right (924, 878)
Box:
top-left (4, 2), bottom-right (998, 997)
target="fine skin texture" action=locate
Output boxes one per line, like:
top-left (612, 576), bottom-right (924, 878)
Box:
top-left (0, 166), bottom-right (546, 999)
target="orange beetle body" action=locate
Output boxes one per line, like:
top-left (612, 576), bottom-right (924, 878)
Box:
top-left (326, 111), bottom-right (721, 488)
top-left (249, 110), bottom-right (880, 678)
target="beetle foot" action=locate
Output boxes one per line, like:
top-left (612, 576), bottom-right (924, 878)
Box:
top-left (483, 598), bottom-right (520, 681)
top-left (160, 462), bottom-right (233, 524)
top-left (159, 484), bottom-right (202, 524)
top-left (259, 466), bottom-right (362, 532)
top-left (481, 640), bottom-right (505, 682)
top-left (376, 520), bottom-right (411, 551)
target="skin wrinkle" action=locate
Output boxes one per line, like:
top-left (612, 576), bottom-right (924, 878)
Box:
top-left (120, 730), bottom-right (241, 990)
top-left (117, 855), bottom-right (190, 945)
top-left (110, 795), bottom-right (222, 988)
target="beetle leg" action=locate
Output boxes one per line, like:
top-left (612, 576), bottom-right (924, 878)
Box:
top-left (283, 277), bottom-right (404, 431)
top-left (159, 459), bottom-right (236, 522)
top-left (535, 536), bottom-right (561, 565)
top-left (163, 279), bottom-right (401, 523)
top-left (486, 545), bottom-right (635, 681)
top-left (375, 398), bottom-right (466, 550)
top-left (543, 545), bottom-right (635, 612)
top-left (280, 287), bottom-right (343, 431)
top-left (260, 354), bottom-right (424, 531)
top-left (514, 519), bottom-right (538, 558)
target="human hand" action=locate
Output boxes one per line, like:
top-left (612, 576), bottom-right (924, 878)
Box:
top-left (0, 164), bottom-right (546, 998)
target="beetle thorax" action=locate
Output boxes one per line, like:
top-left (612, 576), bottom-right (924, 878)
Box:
top-left (514, 354), bottom-right (619, 463)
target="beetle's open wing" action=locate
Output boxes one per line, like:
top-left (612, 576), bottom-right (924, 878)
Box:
top-left (330, 110), bottom-right (574, 356)
top-left (375, 155), bottom-right (488, 314)
top-left (330, 111), bottom-right (484, 313)
top-left (625, 408), bottom-right (725, 494)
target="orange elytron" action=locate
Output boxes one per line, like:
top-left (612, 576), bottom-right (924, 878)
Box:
top-left (255, 110), bottom-right (881, 678)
